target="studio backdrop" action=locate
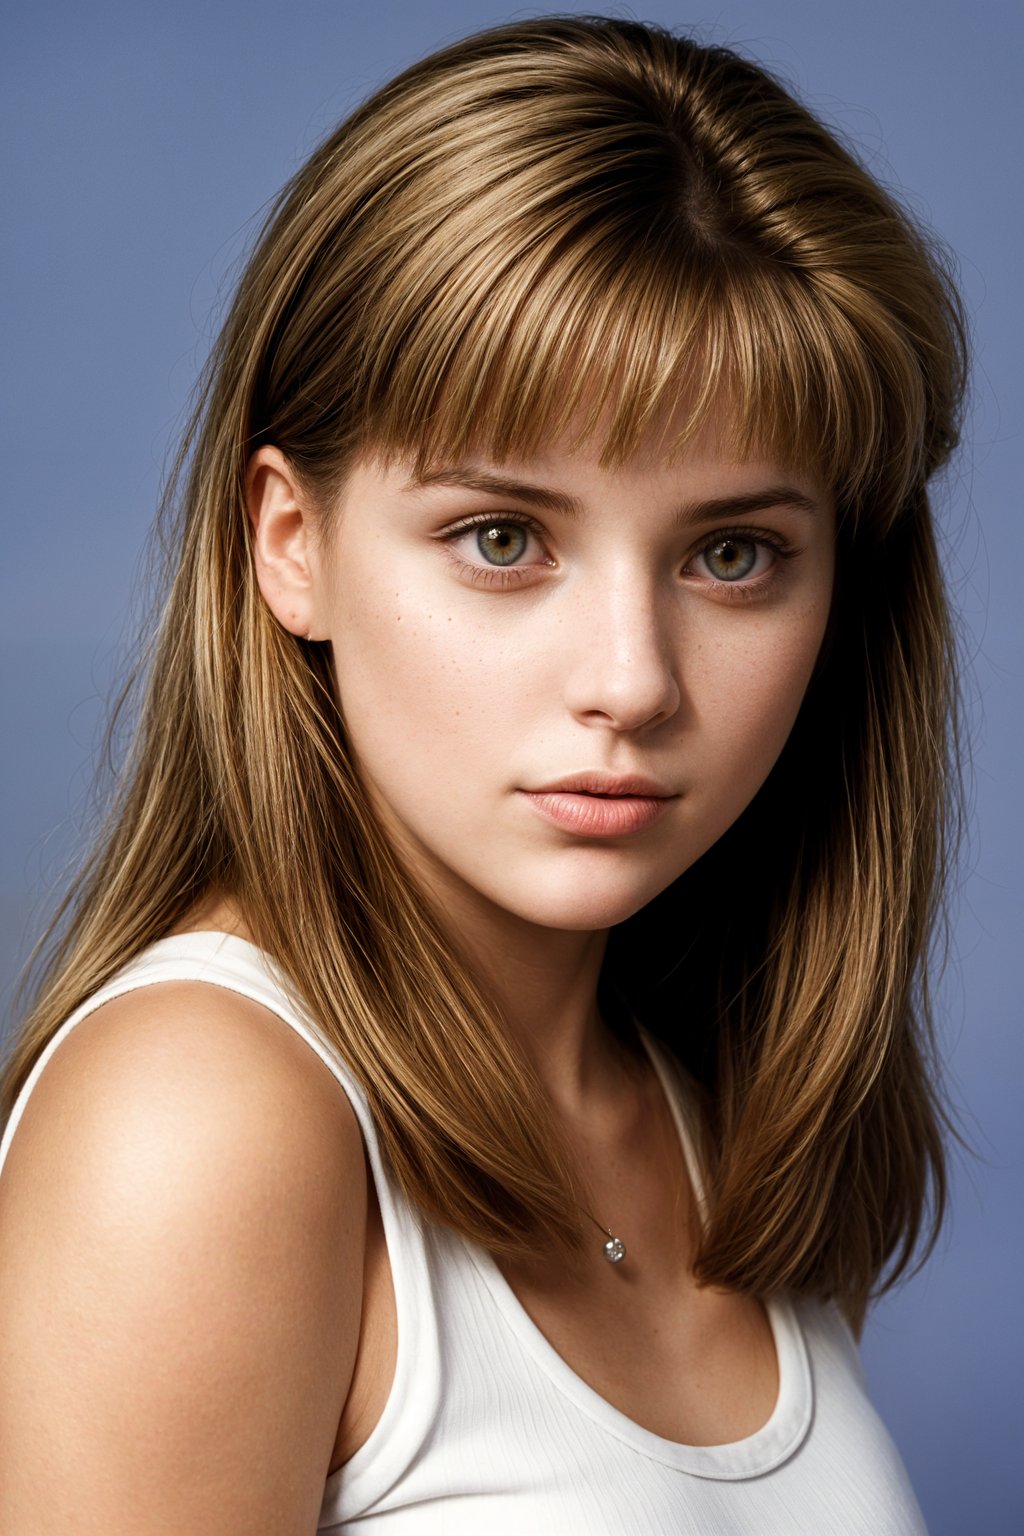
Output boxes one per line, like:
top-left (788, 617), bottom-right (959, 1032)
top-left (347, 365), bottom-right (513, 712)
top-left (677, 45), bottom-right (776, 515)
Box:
top-left (2, 4), bottom-right (1020, 1531)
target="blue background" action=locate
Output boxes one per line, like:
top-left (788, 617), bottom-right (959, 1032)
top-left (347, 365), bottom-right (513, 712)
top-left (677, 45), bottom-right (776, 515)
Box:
top-left (2, 3), bottom-right (1020, 1529)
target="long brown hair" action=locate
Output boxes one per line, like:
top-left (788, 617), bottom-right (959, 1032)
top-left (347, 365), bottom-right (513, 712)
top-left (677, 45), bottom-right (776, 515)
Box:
top-left (2, 17), bottom-right (967, 1327)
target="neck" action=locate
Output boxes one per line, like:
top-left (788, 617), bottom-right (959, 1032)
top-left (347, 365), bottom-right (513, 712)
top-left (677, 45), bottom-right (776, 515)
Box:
top-left (420, 876), bottom-right (637, 1117)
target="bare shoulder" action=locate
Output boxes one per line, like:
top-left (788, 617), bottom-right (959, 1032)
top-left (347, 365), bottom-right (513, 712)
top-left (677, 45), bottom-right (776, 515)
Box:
top-left (0, 979), bottom-right (367, 1253)
top-left (0, 980), bottom-right (367, 1535)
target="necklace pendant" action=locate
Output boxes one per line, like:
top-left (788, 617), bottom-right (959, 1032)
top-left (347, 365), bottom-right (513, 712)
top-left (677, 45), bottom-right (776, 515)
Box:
top-left (603, 1233), bottom-right (626, 1264)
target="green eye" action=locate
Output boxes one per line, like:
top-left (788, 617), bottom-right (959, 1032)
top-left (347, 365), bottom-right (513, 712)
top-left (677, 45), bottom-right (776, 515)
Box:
top-left (477, 523), bottom-right (528, 566)
top-left (703, 538), bottom-right (758, 581)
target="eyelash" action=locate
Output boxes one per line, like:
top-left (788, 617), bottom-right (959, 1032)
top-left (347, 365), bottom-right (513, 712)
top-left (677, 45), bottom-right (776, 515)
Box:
top-left (692, 526), bottom-right (797, 602)
top-left (438, 513), bottom-right (554, 589)
top-left (438, 513), bottom-right (798, 598)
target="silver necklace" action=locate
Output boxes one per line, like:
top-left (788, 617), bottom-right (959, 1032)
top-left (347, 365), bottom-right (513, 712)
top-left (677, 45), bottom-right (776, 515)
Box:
top-left (581, 1208), bottom-right (627, 1264)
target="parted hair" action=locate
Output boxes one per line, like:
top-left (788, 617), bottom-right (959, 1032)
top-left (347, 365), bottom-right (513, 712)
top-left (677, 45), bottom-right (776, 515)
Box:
top-left (2, 16), bottom-right (967, 1327)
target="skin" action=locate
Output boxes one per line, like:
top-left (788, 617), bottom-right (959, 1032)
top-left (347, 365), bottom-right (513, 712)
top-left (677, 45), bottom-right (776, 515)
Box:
top-left (0, 422), bottom-right (837, 1531)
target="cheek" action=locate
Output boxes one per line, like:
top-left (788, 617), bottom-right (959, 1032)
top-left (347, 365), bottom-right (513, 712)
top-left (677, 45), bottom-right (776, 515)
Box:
top-left (692, 594), bottom-right (832, 797)
top-left (328, 562), bottom-right (512, 803)
top-left (334, 602), bottom-right (439, 760)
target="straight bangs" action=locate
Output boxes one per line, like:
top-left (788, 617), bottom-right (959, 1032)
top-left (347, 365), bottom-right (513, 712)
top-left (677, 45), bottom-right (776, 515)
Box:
top-left (355, 216), bottom-right (925, 529)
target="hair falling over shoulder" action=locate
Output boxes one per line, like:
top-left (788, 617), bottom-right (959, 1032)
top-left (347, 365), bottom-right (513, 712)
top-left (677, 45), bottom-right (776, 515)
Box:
top-left (2, 16), bottom-right (967, 1329)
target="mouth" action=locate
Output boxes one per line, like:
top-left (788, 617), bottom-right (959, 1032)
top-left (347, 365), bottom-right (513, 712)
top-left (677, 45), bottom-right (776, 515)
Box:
top-left (527, 772), bottom-right (676, 798)
top-left (519, 776), bottom-right (678, 837)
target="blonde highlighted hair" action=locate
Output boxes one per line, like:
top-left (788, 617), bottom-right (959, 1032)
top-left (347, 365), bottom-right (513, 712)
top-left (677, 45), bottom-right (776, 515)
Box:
top-left (3, 17), bottom-right (966, 1327)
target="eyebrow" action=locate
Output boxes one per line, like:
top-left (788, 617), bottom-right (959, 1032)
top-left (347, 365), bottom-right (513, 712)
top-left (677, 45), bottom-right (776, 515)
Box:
top-left (405, 466), bottom-right (820, 524)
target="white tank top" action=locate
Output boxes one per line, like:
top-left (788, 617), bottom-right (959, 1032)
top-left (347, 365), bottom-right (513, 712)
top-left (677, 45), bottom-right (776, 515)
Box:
top-left (0, 932), bottom-right (928, 1533)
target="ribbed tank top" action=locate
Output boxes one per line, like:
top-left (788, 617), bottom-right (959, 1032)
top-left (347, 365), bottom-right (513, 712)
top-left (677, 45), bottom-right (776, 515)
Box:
top-left (0, 932), bottom-right (927, 1533)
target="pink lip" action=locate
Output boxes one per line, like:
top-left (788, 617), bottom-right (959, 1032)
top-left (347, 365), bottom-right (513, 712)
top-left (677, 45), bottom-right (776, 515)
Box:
top-left (519, 774), bottom-right (677, 838)
top-left (529, 772), bottom-right (674, 797)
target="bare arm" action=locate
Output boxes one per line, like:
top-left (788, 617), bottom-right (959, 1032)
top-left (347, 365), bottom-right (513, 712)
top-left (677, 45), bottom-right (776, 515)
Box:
top-left (0, 982), bottom-right (367, 1535)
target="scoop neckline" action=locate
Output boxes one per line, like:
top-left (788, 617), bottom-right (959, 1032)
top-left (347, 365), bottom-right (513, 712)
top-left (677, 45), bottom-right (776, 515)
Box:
top-left (466, 1034), bottom-right (812, 1480)
top-left (144, 933), bottom-right (813, 1478)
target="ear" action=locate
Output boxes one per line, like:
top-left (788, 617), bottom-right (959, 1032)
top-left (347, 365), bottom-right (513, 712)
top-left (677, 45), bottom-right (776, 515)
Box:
top-left (246, 446), bottom-right (323, 639)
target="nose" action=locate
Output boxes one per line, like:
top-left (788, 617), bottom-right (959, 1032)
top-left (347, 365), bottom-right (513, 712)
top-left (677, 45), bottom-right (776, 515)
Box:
top-left (562, 566), bottom-right (681, 733)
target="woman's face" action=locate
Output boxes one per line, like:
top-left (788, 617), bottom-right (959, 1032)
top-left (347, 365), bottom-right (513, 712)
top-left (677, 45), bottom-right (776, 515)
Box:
top-left (301, 425), bottom-right (835, 937)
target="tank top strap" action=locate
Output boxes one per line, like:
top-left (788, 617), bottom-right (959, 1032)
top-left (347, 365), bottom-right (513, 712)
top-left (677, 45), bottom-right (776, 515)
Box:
top-left (3, 931), bottom-right (381, 1175)
top-left (0, 930), bottom-right (443, 1519)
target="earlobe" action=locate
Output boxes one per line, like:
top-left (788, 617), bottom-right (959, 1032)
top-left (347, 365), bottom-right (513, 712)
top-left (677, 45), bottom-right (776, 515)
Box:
top-left (246, 446), bottom-right (321, 639)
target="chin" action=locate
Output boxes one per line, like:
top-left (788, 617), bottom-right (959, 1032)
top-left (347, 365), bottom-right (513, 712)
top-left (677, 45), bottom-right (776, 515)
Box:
top-left (504, 873), bottom-right (674, 933)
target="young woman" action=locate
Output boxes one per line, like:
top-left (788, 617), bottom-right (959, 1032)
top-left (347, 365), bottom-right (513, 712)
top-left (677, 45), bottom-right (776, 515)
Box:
top-left (0, 17), bottom-right (965, 1534)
